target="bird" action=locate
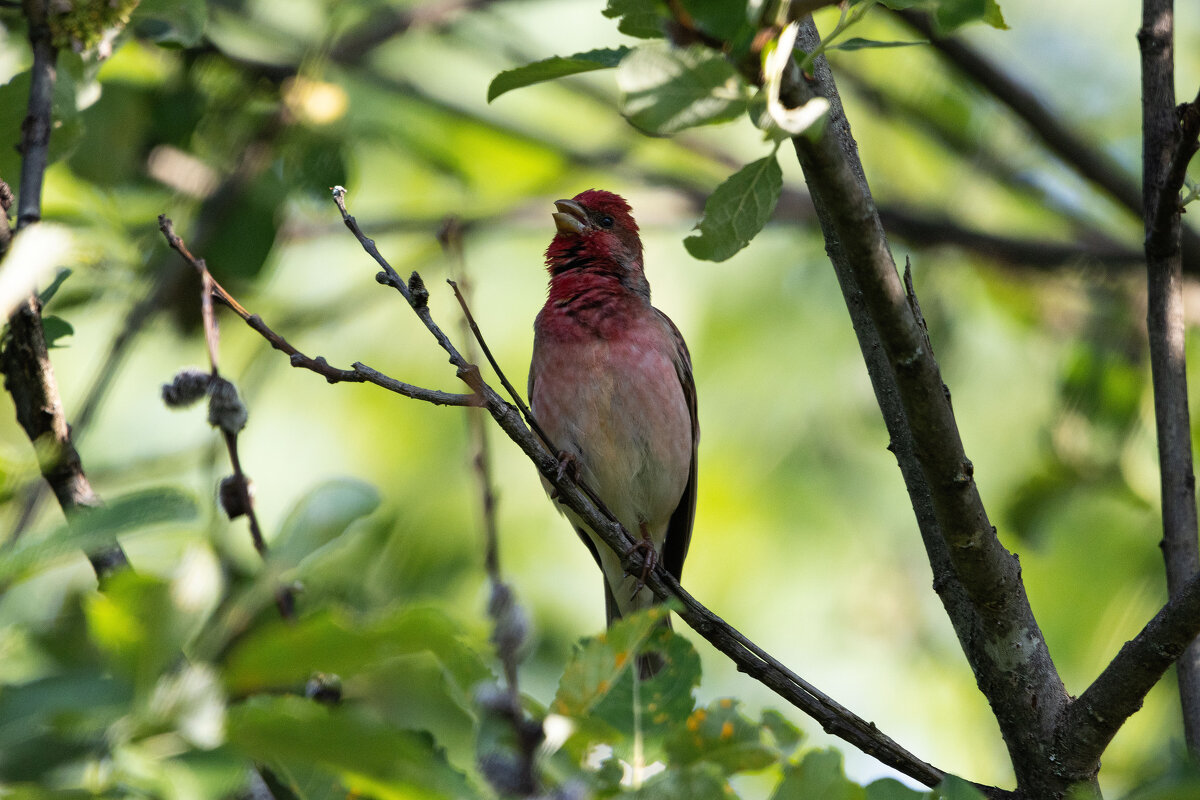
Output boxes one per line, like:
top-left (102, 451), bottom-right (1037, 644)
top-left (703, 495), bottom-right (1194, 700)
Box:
top-left (528, 189), bottom-right (698, 677)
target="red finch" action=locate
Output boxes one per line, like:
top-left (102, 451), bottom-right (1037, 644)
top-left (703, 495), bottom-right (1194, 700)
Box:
top-left (528, 189), bottom-right (698, 676)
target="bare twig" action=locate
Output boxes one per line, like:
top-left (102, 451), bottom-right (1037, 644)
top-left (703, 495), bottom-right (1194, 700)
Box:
top-left (158, 215), bottom-right (295, 620)
top-left (442, 220), bottom-right (542, 795)
top-left (1138, 1), bottom-right (1200, 754)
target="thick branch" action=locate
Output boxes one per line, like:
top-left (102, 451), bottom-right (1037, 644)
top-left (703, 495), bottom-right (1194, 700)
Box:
top-left (1138, 0), bottom-right (1200, 754)
top-left (781, 19), bottom-right (1083, 797)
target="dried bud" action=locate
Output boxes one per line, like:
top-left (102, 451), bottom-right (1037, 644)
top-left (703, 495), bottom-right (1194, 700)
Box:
top-left (162, 368), bottom-right (213, 408)
top-left (305, 672), bottom-right (342, 706)
top-left (207, 378), bottom-right (248, 434)
top-left (218, 474), bottom-right (252, 519)
top-left (408, 271), bottom-right (429, 308)
top-left (488, 581), bottom-right (529, 664)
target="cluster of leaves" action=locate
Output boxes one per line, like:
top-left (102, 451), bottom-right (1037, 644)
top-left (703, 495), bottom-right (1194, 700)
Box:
top-left (488, 0), bottom-right (1005, 263)
top-left (1, 485), bottom-right (989, 800)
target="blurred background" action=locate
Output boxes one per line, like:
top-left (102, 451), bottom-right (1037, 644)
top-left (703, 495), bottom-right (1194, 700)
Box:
top-left (1, 0), bottom-right (1198, 795)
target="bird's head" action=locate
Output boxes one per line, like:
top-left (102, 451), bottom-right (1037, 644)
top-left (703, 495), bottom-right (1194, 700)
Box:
top-left (544, 190), bottom-right (646, 294)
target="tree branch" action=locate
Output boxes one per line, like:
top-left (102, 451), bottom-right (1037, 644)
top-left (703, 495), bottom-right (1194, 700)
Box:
top-left (772, 17), bottom-right (1084, 797)
top-left (0, 0), bottom-right (127, 580)
top-left (892, 7), bottom-right (1200, 272)
top-left (1137, 0), bottom-right (1200, 754)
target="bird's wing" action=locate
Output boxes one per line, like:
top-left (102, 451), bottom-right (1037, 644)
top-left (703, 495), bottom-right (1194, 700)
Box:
top-left (655, 308), bottom-right (698, 583)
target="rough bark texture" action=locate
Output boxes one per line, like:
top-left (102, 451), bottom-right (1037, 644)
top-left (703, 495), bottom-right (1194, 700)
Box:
top-left (1139, 0), bottom-right (1200, 754)
top-left (786, 19), bottom-right (1094, 798)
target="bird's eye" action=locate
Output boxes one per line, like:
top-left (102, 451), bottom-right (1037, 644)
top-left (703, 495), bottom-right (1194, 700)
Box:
top-left (599, 215), bottom-right (615, 228)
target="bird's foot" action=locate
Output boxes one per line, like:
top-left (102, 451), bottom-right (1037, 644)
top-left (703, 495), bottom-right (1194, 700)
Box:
top-left (627, 524), bottom-right (658, 599)
top-left (549, 451), bottom-right (579, 500)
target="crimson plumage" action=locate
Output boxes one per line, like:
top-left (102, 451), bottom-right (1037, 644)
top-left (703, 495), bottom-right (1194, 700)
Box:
top-left (528, 190), bottom-right (698, 655)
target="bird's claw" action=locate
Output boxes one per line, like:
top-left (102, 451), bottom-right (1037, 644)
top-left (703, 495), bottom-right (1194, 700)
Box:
top-left (627, 528), bottom-right (658, 599)
top-left (549, 451), bottom-right (579, 500)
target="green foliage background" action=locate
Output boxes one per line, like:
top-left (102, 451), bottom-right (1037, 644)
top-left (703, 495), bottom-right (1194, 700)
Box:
top-left (1, 0), bottom-right (1199, 797)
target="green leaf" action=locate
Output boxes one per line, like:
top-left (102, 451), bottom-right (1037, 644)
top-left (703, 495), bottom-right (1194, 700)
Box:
top-left (0, 488), bottom-right (196, 583)
top-left (630, 762), bottom-right (730, 800)
top-left (867, 778), bottom-right (932, 799)
top-left (37, 268), bottom-right (72, 306)
top-left (761, 708), bottom-right (804, 756)
top-left (228, 695), bottom-right (476, 799)
top-left (268, 478), bottom-right (380, 570)
top-left (132, 0), bottom-right (208, 47)
top-left (684, 155), bottom-right (782, 262)
top-left (678, 0), bottom-right (754, 41)
top-left (488, 47), bottom-right (631, 102)
top-left (771, 749), bottom-right (865, 800)
top-left (617, 44), bottom-right (747, 135)
top-left (934, 774), bottom-right (987, 799)
top-left (932, 0), bottom-right (991, 34)
top-left (553, 607), bottom-right (699, 742)
top-left (830, 37), bottom-right (928, 51)
top-left (41, 315), bottom-right (74, 348)
top-left (983, 0), bottom-right (1008, 29)
top-left (0, 71), bottom-right (86, 186)
top-left (665, 698), bottom-right (778, 774)
top-left (84, 572), bottom-right (199, 687)
top-left (603, 0), bottom-right (668, 39)
top-left (223, 606), bottom-right (491, 696)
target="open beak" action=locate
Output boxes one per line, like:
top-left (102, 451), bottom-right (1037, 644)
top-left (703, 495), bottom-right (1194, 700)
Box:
top-left (552, 199), bottom-right (588, 235)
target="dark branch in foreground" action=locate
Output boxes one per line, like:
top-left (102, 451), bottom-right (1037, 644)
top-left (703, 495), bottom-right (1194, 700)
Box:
top-left (0, 0), bottom-right (126, 579)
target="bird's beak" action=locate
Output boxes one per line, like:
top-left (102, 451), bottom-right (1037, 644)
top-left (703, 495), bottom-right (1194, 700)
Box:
top-left (552, 199), bottom-right (588, 235)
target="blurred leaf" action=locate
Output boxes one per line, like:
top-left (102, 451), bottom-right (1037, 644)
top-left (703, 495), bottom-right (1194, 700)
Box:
top-left (867, 778), bottom-right (931, 799)
top-left (603, 0), bottom-right (668, 39)
top-left (269, 478), bottom-right (380, 570)
top-left (934, 774), bottom-right (986, 799)
top-left (665, 698), bottom-right (778, 774)
top-left (41, 315), bottom-right (73, 348)
top-left (224, 606), bottom-right (490, 696)
top-left (132, 0), bottom-right (208, 46)
top-left (553, 608), bottom-right (699, 746)
top-left (0, 71), bottom-right (86, 195)
top-left (618, 44), bottom-right (747, 135)
top-left (629, 762), bottom-right (729, 800)
top-left (201, 171), bottom-right (285, 281)
top-left (761, 708), bottom-right (804, 756)
top-left (228, 695), bottom-right (477, 799)
top-left (37, 269), bottom-right (72, 306)
top-left (85, 572), bottom-right (195, 687)
top-left (678, 0), bottom-right (753, 41)
top-left (684, 154), bottom-right (782, 262)
top-left (771, 749), bottom-right (864, 800)
top-left (488, 47), bottom-right (631, 103)
top-left (931, 0), bottom-right (1005, 34)
top-left (830, 38), bottom-right (928, 51)
top-left (0, 488), bottom-right (196, 583)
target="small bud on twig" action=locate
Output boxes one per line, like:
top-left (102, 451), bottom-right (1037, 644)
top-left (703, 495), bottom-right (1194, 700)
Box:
top-left (408, 271), bottom-right (429, 309)
top-left (305, 672), bottom-right (343, 705)
top-left (207, 378), bottom-right (248, 434)
top-left (218, 474), bottom-right (252, 519)
top-left (162, 368), bottom-right (213, 408)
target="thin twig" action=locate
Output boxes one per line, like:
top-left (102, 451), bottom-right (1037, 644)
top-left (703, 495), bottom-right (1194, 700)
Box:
top-left (157, 215), bottom-right (295, 621)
